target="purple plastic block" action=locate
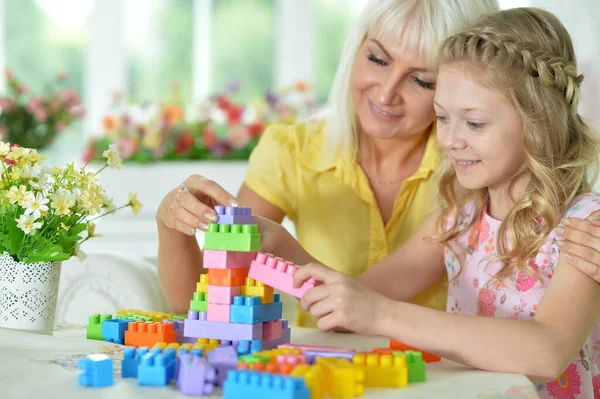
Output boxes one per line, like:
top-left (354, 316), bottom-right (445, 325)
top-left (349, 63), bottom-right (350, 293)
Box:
top-left (206, 346), bottom-right (238, 385)
top-left (215, 206), bottom-right (254, 225)
top-left (177, 353), bottom-right (216, 395)
top-left (303, 350), bottom-right (355, 364)
top-left (184, 310), bottom-right (263, 341)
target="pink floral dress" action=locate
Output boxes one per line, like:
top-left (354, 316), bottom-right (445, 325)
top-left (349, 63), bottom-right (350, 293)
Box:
top-left (445, 193), bottom-right (600, 399)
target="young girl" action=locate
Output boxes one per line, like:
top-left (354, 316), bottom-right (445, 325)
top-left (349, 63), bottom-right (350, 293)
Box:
top-left (292, 7), bottom-right (600, 396)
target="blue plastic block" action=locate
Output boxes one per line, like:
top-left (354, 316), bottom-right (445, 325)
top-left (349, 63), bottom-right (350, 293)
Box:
top-left (122, 346), bottom-right (149, 378)
top-left (230, 295), bottom-right (282, 324)
top-left (78, 354), bottom-right (114, 387)
top-left (101, 319), bottom-right (132, 344)
top-left (138, 352), bottom-right (170, 386)
top-left (191, 348), bottom-right (203, 357)
top-left (236, 340), bottom-right (263, 355)
top-left (164, 347), bottom-right (177, 381)
top-left (223, 370), bottom-right (309, 399)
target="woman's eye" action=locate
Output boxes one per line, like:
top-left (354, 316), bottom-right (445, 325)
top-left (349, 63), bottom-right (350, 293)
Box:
top-left (367, 52), bottom-right (388, 67)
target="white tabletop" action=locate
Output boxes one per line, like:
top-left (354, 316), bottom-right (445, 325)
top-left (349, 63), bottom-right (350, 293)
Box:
top-left (0, 325), bottom-right (540, 399)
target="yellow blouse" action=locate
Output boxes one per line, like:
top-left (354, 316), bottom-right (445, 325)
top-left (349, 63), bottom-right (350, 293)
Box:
top-left (245, 122), bottom-right (447, 327)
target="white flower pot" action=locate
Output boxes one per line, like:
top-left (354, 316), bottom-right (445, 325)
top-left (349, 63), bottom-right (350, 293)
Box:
top-left (0, 252), bottom-right (62, 335)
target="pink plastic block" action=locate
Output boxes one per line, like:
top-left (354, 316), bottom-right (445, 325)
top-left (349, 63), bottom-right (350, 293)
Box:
top-left (203, 250), bottom-right (257, 269)
top-left (262, 320), bottom-right (282, 341)
top-left (248, 253), bottom-right (322, 298)
top-left (207, 285), bottom-right (241, 304)
top-left (277, 343), bottom-right (356, 353)
top-left (184, 310), bottom-right (263, 341)
top-left (207, 303), bottom-right (230, 322)
top-left (276, 353), bottom-right (307, 366)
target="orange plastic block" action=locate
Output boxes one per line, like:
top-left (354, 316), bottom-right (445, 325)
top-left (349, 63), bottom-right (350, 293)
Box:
top-left (241, 277), bottom-right (274, 304)
top-left (124, 322), bottom-right (177, 348)
top-left (352, 353), bottom-right (407, 388)
top-left (317, 357), bottom-right (365, 398)
top-left (291, 364), bottom-right (325, 399)
top-left (208, 268), bottom-right (249, 286)
top-left (389, 340), bottom-right (441, 363)
top-left (196, 274), bottom-right (209, 293)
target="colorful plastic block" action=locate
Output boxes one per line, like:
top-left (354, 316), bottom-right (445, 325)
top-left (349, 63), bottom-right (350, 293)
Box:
top-left (208, 285), bottom-right (241, 304)
top-left (204, 223), bottom-right (261, 252)
top-left (230, 295), bottom-right (282, 324)
top-left (190, 291), bottom-right (209, 312)
top-left (177, 353), bottom-right (216, 395)
top-left (124, 321), bottom-right (178, 348)
top-left (196, 273), bottom-right (209, 293)
top-left (162, 319), bottom-right (193, 344)
top-left (86, 314), bottom-right (111, 341)
top-left (224, 370), bottom-right (310, 399)
top-left (236, 339), bottom-right (263, 355)
top-left (138, 352), bottom-right (170, 386)
top-left (278, 344), bottom-right (355, 353)
top-left (207, 302), bottom-right (231, 322)
top-left (248, 253), bottom-right (321, 298)
top-left (241, 277), bottom-right (274, 304)
top-left (78, 354), bottom-right (114, 387)
top-left (263, 321), bottom-right (291, 349)
top-left (122, 346), bottom-right (149, 378)
top-left (101, 319), bottom-right (131, 344)
top-left (352, 353), bottom-right (407, 387)
top-left (204, 249), bottom-right (257, 269)
top-left (389, 340), bottom-right (441, 362)
top-left (278, 353), bottom-right (308, 366)
top-left (215, 205), bottom-right (255, 225)
top-left (207, 346), bottom-right (238, 385)
top-left (262, 320), bottom-right (282, 341)
top-left (208, 268), bottom-right (250, 286)
top-left (184, 310), bottom-right (263, 341)
top-left (317, 357), bottom-right (365, 398)
top-left (238, 354), bottom-right (271, 365)
top-left (395, 351), bottom-right (427, 382)
top-left (239, 361), bottom-right (296, 374)
top-left (118, 309), bottom-right (173, 322)
top-left (304, 350), bottom-right (355, 364)
top-left (291, 364), bottom-right (325, 399)
top-left (252, 348), bottom-right (302, 362)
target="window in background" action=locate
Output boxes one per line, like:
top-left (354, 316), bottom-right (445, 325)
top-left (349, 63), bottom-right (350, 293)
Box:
top-left (125, 0), bottom-right (193, 104)
top-left (314, 0), bottom-right (360, 104)
top-left (211, 0), bottom-right (275, 103)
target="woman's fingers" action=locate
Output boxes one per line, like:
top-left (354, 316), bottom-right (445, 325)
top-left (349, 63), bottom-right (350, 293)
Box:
top-left (184, 174), bottom-right (239, 208)
top-left (176, 189), bottom-right (219, 227)
top-left (564, 251), bottom-right (600, 284)
top-left (165, 202), bottom-right (204, 236)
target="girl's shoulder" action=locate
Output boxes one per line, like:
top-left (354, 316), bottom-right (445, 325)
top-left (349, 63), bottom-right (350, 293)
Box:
top-left (563, 192), bottom-right (600, 219)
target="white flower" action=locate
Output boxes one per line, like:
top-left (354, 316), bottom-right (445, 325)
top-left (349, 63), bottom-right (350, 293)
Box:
top-left (29, 173), bottom-right (50, 191)
top-left (15, 214), bottom-right (43, 235)
top-left (7, 185), bottom-right (34, 206)
top-left (19, 163), bottom-right (42, 179)
top-left (102, 194), bottom-right (116, 212)
top-left (50, 189), bottom-right (75, 216)
top-left (0, 141), bottom-right (9, 156)
top-left (74, 243), bottom-right (87, 261)
top-left (23, 192), bottom-right (49, 219)
top-left (102, 143), bottom-right (123, 169)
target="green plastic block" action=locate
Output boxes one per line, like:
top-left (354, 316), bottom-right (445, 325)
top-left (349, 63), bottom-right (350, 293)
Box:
top-left (394, 351), bottom-right (426, 382)
top-left (86, 314), bottom-right (112, 341)
top-left (173, 314), bottom-right (186, 320)
top-left (190, 292), bottom-right (208, 312)
top-left (203, 223), bottom-right (261, 252)
top-left (238, 355), bottom-right (271, 364)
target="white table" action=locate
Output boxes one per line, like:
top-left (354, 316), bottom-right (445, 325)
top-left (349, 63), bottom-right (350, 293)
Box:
top-left (0, 326), bottom-right (540, 399)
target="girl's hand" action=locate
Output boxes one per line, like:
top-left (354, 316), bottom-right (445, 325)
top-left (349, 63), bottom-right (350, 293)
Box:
top-left (557, 217), bottom-right (600, 283)
top-left (293, 262), bottom-right (393, 335)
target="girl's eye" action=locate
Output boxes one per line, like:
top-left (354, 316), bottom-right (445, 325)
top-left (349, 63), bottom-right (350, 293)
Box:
top-left (467, 122), bottom-right (486, 130)
top-left (412, 76), bottom-right (435, 90)
top-left (367, 52), bottom-right (388, 67)
top-left (435, 115), bottom-right (448, 123)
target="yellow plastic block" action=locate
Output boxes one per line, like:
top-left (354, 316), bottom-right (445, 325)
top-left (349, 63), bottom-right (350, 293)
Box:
top-left (352, 353), bottom-right (407, 388)
top-left (241, 277), bottom-right (274, 304)
top-left (291, 364), bottom-right (325, 399)
top-left (191, 338), bottom-right (220, 356)
top-left (252, 348), bottom-right (301, 361)
top-left (153, 342), bottom-right (167, 350)
top-left (196, 274), bottom-right (209, 293)
top-left (180, 343), bottom-right (194, 352)
top-left (317, 358), bottom-right (365, 398)
top-left (117, 309), bottom-right (173, 322)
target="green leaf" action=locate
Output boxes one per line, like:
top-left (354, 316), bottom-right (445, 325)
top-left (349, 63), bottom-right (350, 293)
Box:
top-left (24, 244), bottom-right (71, 263)
top-left (70, 223), bottom-right (87, 235)
top-left (63, 234), bottom-right (83, 242)
top-left (1, 218), bottom-right (24, 255)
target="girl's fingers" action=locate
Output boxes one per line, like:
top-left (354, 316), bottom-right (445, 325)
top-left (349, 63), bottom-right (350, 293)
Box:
top-left (306, 296), bottom-right (337, 319)
top-left (300, 285), bottom-right (330, 312)
top-left (316, 313), bottom-right (341, 333)
top-left (294, 262), bottom-right (339, 288)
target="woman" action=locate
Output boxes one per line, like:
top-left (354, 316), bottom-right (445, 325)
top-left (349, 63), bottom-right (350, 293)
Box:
top-left (157, 0), bottom-right (498, 324)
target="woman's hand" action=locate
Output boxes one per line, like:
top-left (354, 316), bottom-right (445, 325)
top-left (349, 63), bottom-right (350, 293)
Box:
top-left (157, 174), bottom-right (239, 235)
top-left (557, 217), bottom-right (600, 282)
top-left (293, 262), bottom-right (393, 335)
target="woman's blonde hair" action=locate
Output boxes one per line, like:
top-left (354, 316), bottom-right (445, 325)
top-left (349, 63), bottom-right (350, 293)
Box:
top-left (434, 8), bottom-right (600, 283)
top-left (324, 0), bottom-right (500, 159)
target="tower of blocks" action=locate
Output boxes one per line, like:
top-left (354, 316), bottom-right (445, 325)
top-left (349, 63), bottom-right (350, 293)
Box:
top-left (184, 205), bottom-right (300, 356)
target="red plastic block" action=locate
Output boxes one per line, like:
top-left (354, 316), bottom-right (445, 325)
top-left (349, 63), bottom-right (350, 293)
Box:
top-left (248, 253), bottom-right (321, 298)
top-left (262, 320), bottom-right (282, 341)
top-left (207, 303), bottom-right (230, 322)
top-left (203, 250), bottom-right (256, 269)
top-left (208, 268), bottom-right (249, 287)
top-left (124, 322), bottom-right (177, 348)
top-left (207, 285), bottom-right (241, 304)
top-left (389, 340), bottom-right (441, 363)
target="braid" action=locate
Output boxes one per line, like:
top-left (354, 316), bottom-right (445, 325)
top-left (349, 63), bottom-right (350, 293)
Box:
top-left (441, 28), bottom-right (583, 106)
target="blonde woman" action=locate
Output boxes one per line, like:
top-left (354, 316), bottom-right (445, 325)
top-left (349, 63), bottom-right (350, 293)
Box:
top-left (157, 0), bottom-right (500, 323)
top-left (294, 7), bottom-right (600, 395)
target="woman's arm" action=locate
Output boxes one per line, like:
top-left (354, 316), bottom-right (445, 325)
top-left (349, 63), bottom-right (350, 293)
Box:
top-left (356, 212), bottom-right (446, 301)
